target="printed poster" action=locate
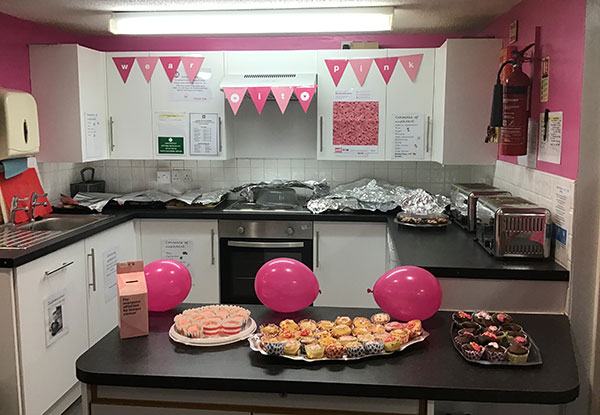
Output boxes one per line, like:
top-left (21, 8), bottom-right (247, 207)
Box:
top-left (155, 112), bottom-right (187, 155)
top-left (84, 112), bottom-right (105, 159)
top-left (161, 239), bottom-right (193, 273)
top-left (392, 113), bottom-right (425, 159)
top-left (332, 90), bottom-right (379, 157)
top-left (44, 289), bottom-right (68, 347)
top-left (190, 113), bottom-right (219, 156)
top-left (103, 247), bottom-right (119, 303)
top-left (169, 68), bottom-right (214, 102)
top-left (538, 111), bottom-right (563, 164)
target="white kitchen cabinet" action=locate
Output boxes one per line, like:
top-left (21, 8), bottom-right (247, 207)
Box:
top-left (106, 52), bottom-right (154, 159)
top-left (150, 52), bottom-right (231, 160)
top-left (316, 50), bottom-right (388, 161)
top-left (85, 221), bottom-right (138, 346)
top-left (432, 38), bottom-right (502, 165)
top-left (139, 219), bottom-right (219, 303)
top-left (14, 241), bottom-right (89, 415)
top-left (385, 48), bottom-right (435, 161)
top-left (313, 222), bottom-right (386, 307)
top-left (30, 44), bottom-right (109, 162)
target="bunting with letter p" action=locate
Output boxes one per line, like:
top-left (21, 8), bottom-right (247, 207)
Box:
top-left (325, 59), bottom-right (348, 86)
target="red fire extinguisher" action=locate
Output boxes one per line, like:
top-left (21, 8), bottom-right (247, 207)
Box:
top-left (500, 43), bottom-right (535, 156)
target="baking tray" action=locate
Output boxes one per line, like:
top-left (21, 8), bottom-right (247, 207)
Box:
top-left (393, 217), bottom-right (450, 228)
top-left (169, 318), bottom-right (257, 347)
top-left (451, 323), bottom-right (542, 366)
top-left (248, 330), bottom-right (429, 362)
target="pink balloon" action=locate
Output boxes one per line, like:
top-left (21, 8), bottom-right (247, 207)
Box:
top-left (255, 258), bottom-right (320, 313)
top-left (369, 266), bottom-right (442, 321)
top-left (144, 259), bottom-right (192, 312)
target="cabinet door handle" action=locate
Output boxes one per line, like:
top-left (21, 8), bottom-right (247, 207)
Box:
top-left (218, 117), bottom-right (223, 154)
top-left (211, 229), bottom-right (215, 265)
top-left (426, 115), bottom-right (431, 153)
top-left (315, 231), bottom-right (320, 268)
top-left (88, 248), bottom-right (97, 291)
top-left (319, 116), bottom-right (324, 152)
top-left (109, 116), bottom-right (115, 152)
top-left (44, 261), bottom-right (74, 278)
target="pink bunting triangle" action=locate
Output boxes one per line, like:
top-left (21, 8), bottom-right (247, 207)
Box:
top-left (349, 59), bottom-right (373, 86)
top-left (159, 57), bottom-right (182, 82)
top-left (293, 85), bottom-right (317, 113)
top-left (223, 87), bottom-right (247, 115)
top-left (112, 57), bottom-right (135, 83)
top-left (374, 57), bottom-right (398, 85)
top-left (181, 57), bottom-right (205, 83)
top-left (398, 54), bottom-right (424, 82)
top-left (248, 87), bottom-right (271, 114)
top-left (271, 86), bottom-right (293, 114)
top-left (325, 59), bottom-right (348, 87)
top-left (136, 57), bottom-right (159, 83)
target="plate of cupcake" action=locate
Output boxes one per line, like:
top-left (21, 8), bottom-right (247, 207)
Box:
top-left (451, 310), bottom-right (542, 366)
top-left (169, 305), bottom-right (257, 347)
top-left (248, 313), bottom-right (429, 362)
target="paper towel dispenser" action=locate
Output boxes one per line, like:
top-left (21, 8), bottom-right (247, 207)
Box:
top-left (0, 88), bottom-right (40, 159)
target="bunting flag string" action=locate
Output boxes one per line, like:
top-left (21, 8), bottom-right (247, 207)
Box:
top-left (112, 57), bottom-right (135, 83)
top-left (325, 59), bottom-right (349, 86)
top-left (181, 57), bottom-right (205, 83)
top-left (159, 56), bottom-right (182, 82)
top-left (248, 87), bottom-right (271, 114)
top-left (397, 54), bottom-right (424, 83)
top-left (271, 86), bottom-right (294, 114)
top-left (293, 85), bottom-right (317, 113)
top-left (374, 57), bottom-right (398, 85)
top-left (349, 59), bottom-right (373, 86)
top-left (223, 87), bottom-right (247, 115)
top-left (136, 57), bottom-right (159, 83)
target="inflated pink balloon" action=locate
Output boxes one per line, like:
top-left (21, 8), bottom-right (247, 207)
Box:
top-left (368, 266), bottom-right (442, 321)
top-left (255, 258), bottom-right (320, 313)
top-left (144, 259), bottom-right (192, 312)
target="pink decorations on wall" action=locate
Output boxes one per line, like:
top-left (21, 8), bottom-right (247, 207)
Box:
top-left (374, 57), bottom-right (398, 84)
top-left (159, 56), bottom-right (182, 82)
top-left (136, 57), bottom-right (159, 83)
top-left (223, 87), bottom-right (247, 115)
top-left (325, 59), bottom-right (348, 86)
top-left (248, 87), bottom-right (271, 114)
top-left (398, 54), bottom-right (424, 82)
top-left (349, 58), bottom-right (373, 86)
top-left (181, 56), bottom-right (205, 83)
top-left (271, 86), bottom-right (293, 114)
top-left (293, 85), bottom-right (317, 113)
top-left (112, 57), bottom-right (135, 83)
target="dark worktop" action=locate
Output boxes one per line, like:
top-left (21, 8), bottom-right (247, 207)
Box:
top-left (76, 304), bottom-right (579, 404)
top-left (0, 203), bottom-right (569, 281)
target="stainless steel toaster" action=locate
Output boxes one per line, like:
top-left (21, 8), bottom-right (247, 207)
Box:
top-left (475, 195), bottom-right (552, 258)
top-left (450, 183), bottom-right (512, 232)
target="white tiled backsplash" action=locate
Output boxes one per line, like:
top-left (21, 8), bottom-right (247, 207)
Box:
top-left (493, 160), bottom-right (576, 269)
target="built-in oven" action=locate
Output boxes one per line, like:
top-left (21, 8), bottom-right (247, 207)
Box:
top-left (219, 220), bottom-right (313, 304)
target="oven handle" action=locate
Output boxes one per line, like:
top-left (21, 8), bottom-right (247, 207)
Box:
top-left (227, 241), bottom-right (305, 249)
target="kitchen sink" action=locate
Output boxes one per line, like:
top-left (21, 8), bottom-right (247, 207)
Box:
top-left (16, 214), bottom-right (109, 232)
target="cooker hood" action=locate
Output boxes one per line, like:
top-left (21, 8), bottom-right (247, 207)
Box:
top-left (220, 73), bottom-right (317, 90)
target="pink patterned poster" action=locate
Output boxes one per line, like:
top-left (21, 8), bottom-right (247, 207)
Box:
top-left (349, 59), bottom-right (373, 86)
top-left (325, 59), bottom-right (348, 86)
top-left (398, 54), bottom-right (424, 82)
top-left (159, 57), bottom-right (182, 82)
top-left (223, 87), bottom-right (247, 115)
top-left (136, 57), bottom-right (158, 83)
top-left (248, 87), bottom-right (271, 114)
top-left (112, 57), bottom-right (136, 83)
top-left (293, 85), bottom-right (317, 113)
top-left (181, 57), bottom-right (205, 83)
top-left (374, 57), bottom-right (398, 84)
top-left (271, 86), bottom-right (293, 114)
top-left (333, 101), bottom-right (379, 151)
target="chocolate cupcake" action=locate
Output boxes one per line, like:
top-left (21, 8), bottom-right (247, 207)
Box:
top-left (501, 323), bottom-right (523, 333)
top-left (507, 342), bottom-right (530, 363)
top-left (477, 330), bottom-right (500, 345)
top-left (505, 330), bottom-right (526, 344)
top-left (457, 321), bottom-right (482, 334)
top-left (461, 341), bottom-right (484, 360)
top-left (510, 334), bottom-right (529, 348)
top-left (493, 312), bottom-right (513, 325)
top-left (484, 342), bottom-right (507, 362)
top-left (472, 311), bottom-right (494, 327)
top-left (454, 334), bottom-right (475, 348)
top-left (452, 311), bottom-right (473, 324)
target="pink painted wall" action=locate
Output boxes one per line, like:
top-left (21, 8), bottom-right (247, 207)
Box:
top-left (480, 0), bottom-right (586, 180)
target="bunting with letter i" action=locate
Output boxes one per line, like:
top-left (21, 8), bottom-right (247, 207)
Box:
top-left (349, 59), bottom-right (373, 86)
top-left (248, 87), bottom-right (271, 114)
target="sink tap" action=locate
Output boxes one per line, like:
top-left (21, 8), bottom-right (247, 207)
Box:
top-left (30, 192), bottom-right (48, 221)
top-left (9, 196), bottom-right (29, 225)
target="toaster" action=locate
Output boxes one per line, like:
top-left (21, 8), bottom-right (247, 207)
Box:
top-left (475, 195), bottom-right (552, 258)
top-left (450, 183), bottom-right (511, 232)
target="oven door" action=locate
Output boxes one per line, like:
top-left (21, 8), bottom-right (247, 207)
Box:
top-left (219, 238), bottom-right (313, 304)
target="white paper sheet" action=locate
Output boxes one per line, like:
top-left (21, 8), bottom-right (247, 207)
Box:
top-left (103, 247), bottom-right (120, 303)
top-left (44, 289), bottom-right (68, 347)
top-left (161, 239), bottom-right (193, 273)
top-left (155, 112), bottom-right (187, 155)
top-left (169, 68), bottom-right (213, 102)
top-left (190, 113), bottom-right (219, 156)
top-left (538, 111), bottom-right (563, 164)
top-left (84, 112), bottom-right (104, 158)
top-left (391, 113), bottom-right (425, 159)
top-left (334, 89), bottom-right (373, 102)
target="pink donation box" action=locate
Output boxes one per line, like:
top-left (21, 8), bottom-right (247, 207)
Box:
top-left (117, 261), bottom-right (149, 339)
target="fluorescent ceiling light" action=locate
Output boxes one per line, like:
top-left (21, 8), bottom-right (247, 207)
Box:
top-left (109, 8), bottom-right (394, 35)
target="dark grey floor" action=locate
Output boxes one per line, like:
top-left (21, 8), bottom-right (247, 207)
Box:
top-left (63, 398), bottom-right (83, 415)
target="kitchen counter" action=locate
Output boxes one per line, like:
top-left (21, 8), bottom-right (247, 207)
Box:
top-left (76, 304), bottom-right (579, 405)
top-left (0, 205), bottom-right (569, 281)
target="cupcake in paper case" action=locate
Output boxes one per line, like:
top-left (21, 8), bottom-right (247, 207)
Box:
top-left (184, 325), bottom-right (202, 339)
top-left (338, 335), bottom-right (358, 346)
top-left (352, 327), bottom-right (370, 336)
top-left (454, 334), bottom-right (475, 348)
top-left (452, 311), bottom-right (473, 324)
top-left (390, 328), bottom-right (410, 345)
top-left (298, 328), bottom-right (314, 338)
top-left (501, 323), bottom-right (524, 333)
top-left (298, 319), bottom-right (317, 332)
top-left (279, 319), bottom-right (299, 332)
top-left (260, 323), bottom-right (280, 337)
top-left (284, 340), bottom-right (301, 356)
top-left (345, 341), bottom-right (365, 358)
top-left (325, 343), bottom-right (346, 359)
top-left (484, 342), bottom-right (507, 362)
top-left (222, 318), bottom-right (244, 336)
top-left (473, 311), bottom-right (494, 327)
top-left (357, 333), bottom-right (375, 344)
top-left (305, 343), bottom-right (325, 359)
top-left (507, 342), bottom-right (530, 363)
top-left (332, 324), bottom-right (352, 338)
top-left (477, 330), bottom-right (500, 346)
top-left (202, 319), bottom-right (222, 337)
top-left (457, 321), bottom-right (481, 334)
top-left (493, 312), bottom-right (513, 325)
top-left (300, 336), bottom-right (317, 353)
top-left (265, 340), bottom-right (285, 356)
top-left (485, 325), bottom-right (501, 333)
top-left (505, 330), bottom-right (527, 344)
top-left (317, 320), bottom-right (335, 330)
top-left (510, 334), bottom-right (530, 349)
top-left (371, 313), bottom-right (391, 325)
top-left (174, 318), bottom-right (192, 335)
top-left (364, 340), bottom-right (385, 355)
top-left (461, 342), bottom-right (484, 361)
top-left (279, 330), bottom-right (301, 341)
top-left (383, 336), bottom-right (401, 352)
top-left (405, 320), bottom-right (423, 338)
top-left (314, 329), bottom-right (333, 340)
top-left (369, 324), bottom-right (387, 334)
top-left (353, 317), bottom-right (371, 328)
top-left (319, 336), bottom-right (338, 347)
top-left (384, 321), bottom-right (404, 332)
top-left (335, 316), bottom-right (353, 327)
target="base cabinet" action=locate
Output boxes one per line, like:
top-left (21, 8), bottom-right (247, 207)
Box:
top-left (313, 222), bottom-right (386, 307)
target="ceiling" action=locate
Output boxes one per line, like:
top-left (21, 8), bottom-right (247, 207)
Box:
top-left (0, 0), bottom-right (521, 35)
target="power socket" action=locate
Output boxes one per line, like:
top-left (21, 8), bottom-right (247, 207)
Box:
top-left (172, 169), bottom-right (193, 183)
top-left (157, 171), bottom-right (171, 184)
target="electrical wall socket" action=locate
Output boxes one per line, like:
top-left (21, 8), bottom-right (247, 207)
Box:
top-left (171, 169), bottom-right (193, 183)
top-left (157, 171), bottom-right (171, 184)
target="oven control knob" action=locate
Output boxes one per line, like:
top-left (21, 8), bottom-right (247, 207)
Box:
top-left (237, 226), bottom-right (245, 234)
top-left (286, 227), bottom-right (294, 235)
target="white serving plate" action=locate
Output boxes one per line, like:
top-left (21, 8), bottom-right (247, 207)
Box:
top-left (169, 318), bottom-right (257, 347)
top-left (248, 330), bottom-right (429, 362)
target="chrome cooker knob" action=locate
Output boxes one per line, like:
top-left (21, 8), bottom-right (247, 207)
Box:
top-left (237, 226), bottom-right (245, 234)
top-left (286, 227), bottom-right (294, 236)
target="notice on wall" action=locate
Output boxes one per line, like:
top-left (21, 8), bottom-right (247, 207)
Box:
top-left (552, 184), bottom-right (572, 265)
top-left (538, 111), bottom-right (563, 164)
top-left (190, 113), bottom-right (219, 156)
top-left (103, 247), bottom-right (120, 303)
top-left (392, 113), bottom-right (425, 159)
top-left (156, 112), bottom-right (187, 155)
top-left (332, 90), bottom-right (379, 157)
top-left (518, 117), bottom-right (538, 168)
top-left (540, 57), bottom-right (550, 103)
top-left (334, 89), bottom-right (373, 102)
top-left (169, 68), bottom-right (214, 102)
top-left (44, 289), bottom-right (68, 348)
top-left (161, 239), bottom-right (193, 273)
top-left (84, 112), bottom-right (104, 159)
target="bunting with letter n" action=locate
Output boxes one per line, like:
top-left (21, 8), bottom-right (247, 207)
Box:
top-left (398, 54), bottom-right (424, 82)
top-left (112, 57), bottom-right (135, 83)
top-left (374, 57), bottom-right (398, 84)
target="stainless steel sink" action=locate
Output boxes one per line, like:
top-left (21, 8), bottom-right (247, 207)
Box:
top-left (16, 214), bottom-right (108, 232)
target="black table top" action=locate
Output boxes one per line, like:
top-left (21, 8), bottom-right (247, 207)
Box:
top-left (76, 305), bottom-right (579, 404)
